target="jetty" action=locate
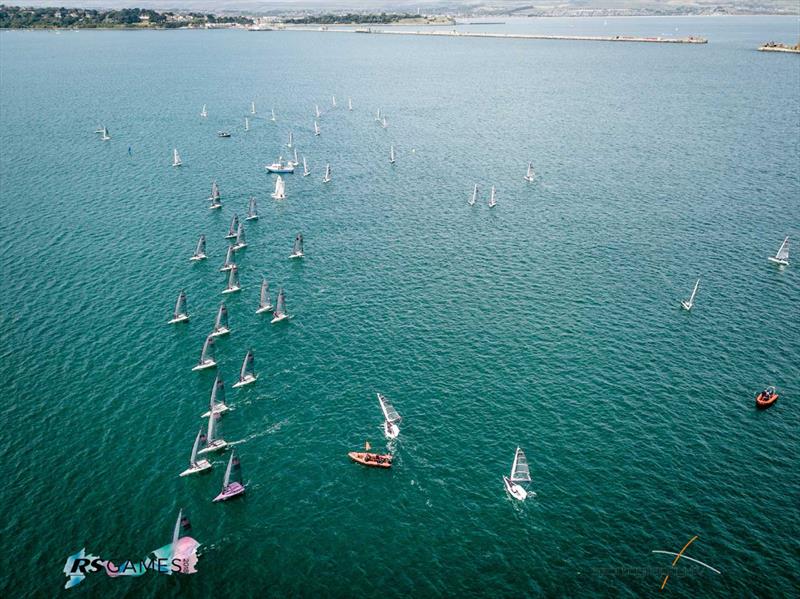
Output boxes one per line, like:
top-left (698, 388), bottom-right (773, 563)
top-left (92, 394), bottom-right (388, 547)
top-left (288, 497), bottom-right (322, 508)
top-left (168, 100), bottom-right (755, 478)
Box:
top-left (758, 42), bottom-right (800, 54)
top-left (286, 26), bottom-right (707, 44)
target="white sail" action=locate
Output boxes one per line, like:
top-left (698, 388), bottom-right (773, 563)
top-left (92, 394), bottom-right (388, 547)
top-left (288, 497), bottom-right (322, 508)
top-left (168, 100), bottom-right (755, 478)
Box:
top-left (314, 120), bottom-right (320, 136)
top-left (192, 234), bottom-right (206, 259)
top-left (211, 375), bottom-right (225, 407)
top-left (200, 104), bottom-right (207, 117)
top-left (376, 108), bottom-right (381, 121)
top-left (378, 393), bottom-right (401, 424)
top-left (291, 233), bottom-right (304, 257)
top-left (331, 95), bottom-right (337, 107)
top-left (382, 117), bottom-right (388, 129)
top-left (348, 98), bottom-right (353, 111)
top-left (389, 145), bottom-right (395, 164)
top-left (681, 279), bottom-right (700, 310)
top-left (315, 104), bottom-right (321, 118)
top-left (525, 162), bottom-right (534, 181)
top-left (214, 303), bottom-right (228, 332)
top-left (206, 409), bottom-right (217, 444)
top-left (227, 214), bottom-right (239, 239)
top-left (172, 148), bottom-right (182, 167)
top-left (200, 336), bottom-right (214, 364)
top-left (240, 350), bottom-right (254, 380)
top-left (245, 117), bottom-right (250, 131)
top-left (234, 222), bottom-right (246, 247)
top-left (275, 288), bottom-right (286, 316)
top-left (287, 131), bottom-right (293, 148)
top-left (271, 108), bottom-right (276, 122)
top-left (510, 447), bottom-right (531, 482)
top-left (293, 148), bottom-right (299, 166)
top-left (259, 278), bottom-right (271, 310)
top-left (189, 430), bottom-right (202, 465)
top-left (247, 197), bottom-right (258, 220)
top-left (489, 186), bottom-right (497, 208)
top-left (272, 176), bottom-right (286, 200)
top-left (250, 101), bottom-right (256, 115)
top-left (469, 184), bottom-right (478, 206)
top-left (774, 236), bottom-right (789, 262)
top-left (302, 156), bottom-right (310, 176)
top-left (172, 509), bottom-right (182, 546)
top-left (226, 266), bottom-right (240, 291)
top-left (323, 164), bottom-right (331, 183)
top-left (221, 244), bottom-right (235, 270)
top-left (222, 450), bottom-right (235, 487)
top-left (174, 291), bottom-right (188, 319)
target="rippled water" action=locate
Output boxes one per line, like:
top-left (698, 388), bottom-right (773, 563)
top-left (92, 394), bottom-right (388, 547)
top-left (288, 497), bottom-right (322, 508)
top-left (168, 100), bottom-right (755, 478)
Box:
top-left (1, 16), bottom-right (799, 597)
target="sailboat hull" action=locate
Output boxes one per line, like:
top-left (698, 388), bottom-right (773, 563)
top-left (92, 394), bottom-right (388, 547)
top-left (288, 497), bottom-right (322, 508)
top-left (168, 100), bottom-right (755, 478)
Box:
top-left (180, 460), bottom-right (212, 477)
top-left (270, 313), bottom-right (289, 324)
top-left (168, 315), bottom-right (189, 324)
top-left (220, 264), bottom-right (235, 272)
top-left (210, 327), bottom-right (230, 338)
top-left (198, 440), bottom-right (228, 455)
top-left (680, 301), bottom-right (693, 311)
top-left (192, 360), bottom-right (217, 372)
top-left (209, 205), bottom-right (222, 210)
top-left (524, 176), bottom-right (535, 182)
top-left (232, 375), bottom-right (258, 389)
top-left (289, 252), bottom-right (304, 259)
top-left (503, 476), bottom-right (528, 501)
top-left (265, 166), bottom-right (294, 173)
top-left (271, 194), bottom-right (286, 200)
top-left (767, 257), bottom-right (789, 266)
top-left (222, 286), bottom-right (242, 294)
top-left (213, 482), bottom-right (245, 502)
top-left (232, 243), bottom-right (247, 251)
top-left (202, 404), bottom-right (229, 418)
top-left (190, 254), bottom-right (207, 261)
top-left (224, 233), bottom-right (237, 240)
top-left (256, 305), bottom-right (274, 314)
top-left (246, 215), bottom-right (259, 221)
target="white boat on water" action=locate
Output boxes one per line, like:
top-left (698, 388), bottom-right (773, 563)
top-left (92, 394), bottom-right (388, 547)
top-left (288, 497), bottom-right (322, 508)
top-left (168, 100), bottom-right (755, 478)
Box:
top-left (190, 235), bottom-right (207, 261)
top-left (202, 375), bottom-right (229, 417)
top-left (213, 449), bottom-right (245, 502)
top-left (256, 278), bottom-right (273, 314)
top-left (331, 95), bottom-right (337, 107)
top-left (99, 126), bottom-right (111, 141)
top-left (197, 411), bottom-right (227, 454)
top-left (271, 288), bottom-right (289, 323)
top-left (314, 120), bottom-right (321, 136)
top-left (246, 197), bottom-right (258, 221)
top-left (469, 184), bottom-right (478, 206)
top-left (200, 104), bottom-right (208, 118)
top-left (348, 98), bottom-right (353, 111)
top-left (378, 393), bottom-right (401, 440)
top-left (245, 117), bottom-right (250, 131)
top-left (302, 156), bottom-right (310, 177)
top-left (232, 223), bottom-right (247, 251)
top-left (524, 162), bottom-right (535, 182)
top-left (681, 279), bottom-right (700, 311)
top-left (172, 148), bottom-right (182, 167)
top-left (220, 244), bottom-right (236, 272)
top-left (271, 108), bottom-right (276, 122)
top-left (222, 266), bottom-right (242, 294)
top-left (289, 233), bottom-right (304, 259)
top-left (767, 236), bottom-right (789, 266)
top-left (287, 131), bottom-right (293, 148)
top-left (225, 214), bottom-right (239, 240)
top-left (232, 349), bottom-right (258, 388)
top-left (381, 117), bottom-right (388, 129)
top-left (265, 156), bottom-right (294, 174)
top-left (272, 176), bottom-right (286, 200)
top-left (179, 429), bottom-right (213, 477)
top-left (322, 164), bottom-right (331, 184)
top-left (375, 108), bottom-right (381, 121)
top-left (488, 186), bottom-right (497, 208)
top-left (192, 335), bottom-right (217, 371)
top-left (168, 290), bottom-right (189, 324)
top-left (250, 101), bottom-right (256, 115)
top-left (210, 302), bottom-right (230, 337)
top-left (290, 148), bottom-right (300, 167)
top-left (503, 447), bottom-right (532, 501)
top-left (209, 181), bottom-right (222, 210)
top-left (389, 145), bottom-right (396, 165)
top-left (315, 104), bottom-right (322, 118)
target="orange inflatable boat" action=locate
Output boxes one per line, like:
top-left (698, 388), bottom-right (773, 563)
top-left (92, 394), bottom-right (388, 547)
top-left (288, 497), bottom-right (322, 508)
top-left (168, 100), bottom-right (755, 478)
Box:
top-left (348, 452), bottom-right (392, 468)
top-left (755, 386), bottom-right (778, 409)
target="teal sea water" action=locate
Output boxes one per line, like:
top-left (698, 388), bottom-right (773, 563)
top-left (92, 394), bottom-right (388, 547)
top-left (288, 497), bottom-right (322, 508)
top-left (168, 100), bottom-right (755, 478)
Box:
top-left (1, 16), bottom-right (799, 597)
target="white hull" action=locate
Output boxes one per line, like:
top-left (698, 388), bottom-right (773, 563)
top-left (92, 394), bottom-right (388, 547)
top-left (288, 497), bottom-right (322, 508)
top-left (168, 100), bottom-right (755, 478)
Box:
top-left (222, 286), bottom-right (242, 294)
top-left (322, 177), bottom-right (331, 184)
top-left (266, 167), bottom-right (294, 174)
top-left (680, 301), bottom-right (693, 311)
top-left (201, 404), bottom-right (229, 418)
top-left (173, 162), bottom-right (182, 167)
top-left (232, 243), bottom-right (247, 251)
top-left (168, 315), bottom-right (189, 324)
top-left (503, 476), bottom-right (527, 501)
top-left (197, 439), bottom-right (228, 455)
top-left (179, 460), bottom-right (212, 477)
top-left (271, 194), bottom-right (286, 200)
top-left (209, 205), bottom-right (222, 210)
top-left (289, 252), bottom-right (304, 259)
top-left (192, 360), bottom-right (217, 371)
top-left (190, 254), bottom-right (207, 262)
top-left (271, 313), bottom-right (289, 324)
top-left (524, 176), bottom-right (535, 182)
top-left (256, 305), bottom-right (274, 314)
top-left (232, 375), bottom-right (258, 388)
top-left (210, 327), bottom-right (230, 338)
top-left (220, 265), bottom-right (235, 272)
top-left (767, 256), bottom-right (789, 266)
top-left (224, 233), bottom-right (237, 240)
top-left (246, 215), bottom-right (259, 221)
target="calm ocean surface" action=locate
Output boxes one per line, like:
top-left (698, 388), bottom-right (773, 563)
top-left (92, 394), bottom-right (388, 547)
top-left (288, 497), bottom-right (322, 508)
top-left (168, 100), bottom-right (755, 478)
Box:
top-left (1, 16), bottom-right (798, 597)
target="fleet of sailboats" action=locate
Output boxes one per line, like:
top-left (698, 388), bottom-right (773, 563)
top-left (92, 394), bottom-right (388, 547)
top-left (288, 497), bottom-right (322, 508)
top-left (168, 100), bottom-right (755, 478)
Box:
top-left (767, 236), bottom-right (789, 266)
top-left (190, 235), bottom-right (207, 261)
top-left (271, 176), bottom-right (286, 200)
top-left (168, 290), bottom-right (189, 324)
top-left (289, 233), bottom-right (304, 259)
top-left (232, 349), bottom-right (258, 388)
top-left (503, 447), bottom-right (532, 501)
top-left (681, 279), bottom-right (700, 311)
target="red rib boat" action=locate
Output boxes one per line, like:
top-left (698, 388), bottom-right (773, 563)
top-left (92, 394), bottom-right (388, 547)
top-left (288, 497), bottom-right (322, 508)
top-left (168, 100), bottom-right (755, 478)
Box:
top-left (349, 441), bottom-right (392, 468)
top-left (755, 386), bottom-right (778, 409)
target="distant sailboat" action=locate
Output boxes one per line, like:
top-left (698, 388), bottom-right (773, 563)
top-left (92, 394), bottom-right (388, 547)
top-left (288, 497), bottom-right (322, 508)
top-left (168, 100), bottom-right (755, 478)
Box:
top-left (232, 223), bottom-right (247, 251)
top-left (256, 278), bottom-right (273, 314)
top-left (222, 266), bottom-right (242, 294)
top-left (315, 104), bottom-right (321, 118)
top-left (469, 184), bottom-right (478, 206)
top-left (302, 156), bottom-right (310, 177)
top-left (348, 97), bottom-right (353, 111)
top-left (389, 145), bottom-right (396, 165)
top-left (488, 186), bottom-right (497, 208)
top-left (168, 290), bottom-right (189, 324)
top-left (244, 117), bottom-right (250, 131)
top-left (271, 288), bottom-right (289, 323)
top-left (246, 197), bottom-right (258, 221)
top-left (271, 107), bottom-right (276, 122)
top-left (202, 375), bottom-right (229, 417)
top-left (503, 447), bottom-right (532, 501)
top-left (213, 449), bottom-right (245, 501)
top-left (210, 302), bottom-right (230, 337)
top-left (322, 163), bottom-right (331, 184)
top-left (250, 101), bottom-right (256, 115)
top-left (197, 412), bottom-right (227, 454)
top-left (272, 176), bottom-right (286, 200)
top-left (314, 120), bottom-right (321, 136)
top-left (767, 236), bottom-right (789, 266)
top-left (232, 349), bottom-right (258, 388)
top-left (172, 148), bottom-right (182, 167)
top-left (331, 95), bottom-right (337, 107)
top-left (381, 117), bottom-right (388, 129)
top-left (200, 104), bottom-right (208, 118)
top-left (681, 279), bottom-right (700, 311)
top-left (291, 148), bottom-right (300, 167)
top-left (376, 108), bottom-right (381, 121)
top-left (378, 393), bottom-right (401, 439)
top-left (179, 429), bottom-right (212, 477)
top-left (190, 234), bottom-right (207, 261)
top-left (192, 335), bottom-right (217, 371)
top-left (289, 233), bottom-right (304, 259)
top-left (209, 181), bottom-right (222, 210)
top-left (100, 126), bottom-right (111, 141)
top-left (225, 214), bottom-right (239, 239)
top-left (287, 131), bottom-right (293, 148)
top-left (220, 244), bottom-right (236, 272)
top-left (524, 162), bottom-right (535, 182)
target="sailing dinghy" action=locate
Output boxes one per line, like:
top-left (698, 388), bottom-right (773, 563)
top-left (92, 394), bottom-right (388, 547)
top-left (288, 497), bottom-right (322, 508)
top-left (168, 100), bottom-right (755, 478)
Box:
top-left (314, 120), bottom-right (321, 136)
top-left (291, 148), bottom-right (300, 167)
top-left (232, 349), bottom-right (258, 388)
top-left (331, 95), bottom-right (337, 107)
top-left (246, 197), bottom-right (259, 221)
top-left (100, 126), bottom-right (111, 141)
top-left (210, 302), bottom-right (230, 337)
top-left (250, 101), bottom-right (256, 115)
top-left (389, 145), bottom-right (396, 165)
top-left (768, 236), bottom-right (789, 266)
top-left (168, 291), bottom-right (189, 324)
top-left (172, 148), bottom-right (182, 167)
top-left (469, 184), bottom-right (478, 206)
top-left (488, 186), bottom-right (497, 208)
top-left (192, 335), bottom-right (217, 371)
top-left (232, 223), bottom-right (247, 251)
top-left (524, 162), bottom-right (535, 182)
top-left (209, 181), bottom-right (222, 210)
top-left (197, 412), bottom-right (227, 454)
top-left (213, 449), bottom-right (245, 501)
top-left (225, 214), bottom-right (239, 239)
top-left (271, 108), bottom-right (276, 122)
top-left (377, 393), bottom-right (401, 439)
top-left (220, 244), bottom-right (236, 272)
top-left (222, 266), bottom-right (242, 294)
top-left (302, 156), bottom-right (310, 177)
top-left (256, 278), bottom-right (273, 314)
top-left (348, 98), bottom-right (353, 111)
top-left (179, 429), bottom-right (212, 476)
top-left (503, 447), bottom-right (532, 501)
top-left (202, 375), bottom-right (229, 417)
top-left (322, 164), bottom-right (331, 184)
top-left (200, 104), bottom-right (208, 118)
top-left (315, 104), bottom-right (322, 118)
top-left (244, 117), bottom-right (250, 131)
top-left (271, 288), bottom-right (289, 323)
top-left (190, 235), bottom-right (207, 261)
top-left (289, 233), bottom-right (304, 259)
top-left (287, 131), bottom-right (293, 148)
top-left (271, 176), bottom-right (286, 200)
top-left (681, 279), bottom-right (699, 311)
